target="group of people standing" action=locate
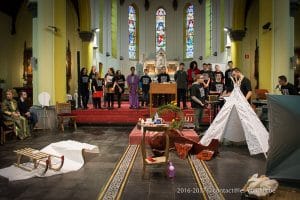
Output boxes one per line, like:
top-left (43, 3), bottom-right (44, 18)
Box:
top-left (79, 66), bottom-right (152, 109)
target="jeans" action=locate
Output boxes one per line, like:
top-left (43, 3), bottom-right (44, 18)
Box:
top-left (194, 107), bottom-right (204, 128)
top-left (141, 91), bottom-right (149, 106)
top-left (177, 88), bottom-right (187, 108)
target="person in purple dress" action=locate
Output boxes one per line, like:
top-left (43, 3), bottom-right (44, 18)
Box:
top-left (127, 66), bottom-right (140, 109)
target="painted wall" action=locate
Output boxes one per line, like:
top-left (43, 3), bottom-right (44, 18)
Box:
top-left (241, 0), bottom-right (259, 88)
top-left (66, 0), bottom-right (82, 95)
top-left (0, 2), bottom-right (32, 90)
top-left (294, 8), bottom-right (300, 48)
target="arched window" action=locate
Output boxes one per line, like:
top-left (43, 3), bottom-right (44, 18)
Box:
top-left (185, 4), bottom-right (194, 59)
top-left (156, 8), bottom-right (166, 52)
top-left (128, 5), bottom-right (138, 60)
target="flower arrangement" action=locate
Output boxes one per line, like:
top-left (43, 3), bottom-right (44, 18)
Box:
top-left (156, 101), bottom-right (185, 130)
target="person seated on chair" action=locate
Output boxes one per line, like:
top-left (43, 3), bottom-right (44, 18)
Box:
top-left (18, 90), bottom-right (38, 130)
top-left (2, 89), bottom-right (30, 139)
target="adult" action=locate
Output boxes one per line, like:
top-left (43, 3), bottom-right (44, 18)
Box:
top-left (210, 73), bottom-right (225, 95)
top-left (230, 68), bottom-right (252, 103)
top-left (2, 89), bottom-right (30, 139)
top-left (127, 66), bottom-right (140, 109)
top-left (105, 67), bottom-right (116, 109)
top-left (18, 90), bottom-right (38, 130)
top-left (115, 70), bottom-right (126, 108)
top-left (278, 75), bottom-right (298, 95)
top-left (190, 75), bottom-right (208, 132)
top-left (213, 65), bottom-right (224, 82)
top-left (187, 61), bottom-right (200, 88)
top-left (201, 63), bottom-right (214, 80)
top-left (92, 72), bottom-right (105, 109)
top-left (140, 68), bottom-right (152, 107)
top-left (79, 67), bottom-right (90, 109)
top-left (174, 63), bottom-right (188, 109)
top-left (225, 61), bottom-right (233, 88)
top-left (89, 66), bottom-right (97, 107)
top-left (157, 66), bottom-right (171, 105)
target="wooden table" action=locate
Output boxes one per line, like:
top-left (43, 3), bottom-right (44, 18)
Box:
top-left (149, 83), bottom-right (177, 115)
top-left (141, 124), bottom-right (170, 177)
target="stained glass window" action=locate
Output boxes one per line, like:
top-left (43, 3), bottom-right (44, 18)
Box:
top-left (128, 5), bottom-right (137, 59)
top-left (156, 8), bottom-right (166, 52)
top-left (205, 0), bottom-right (213, 57)
top-left (185, 4), bottom-right (194, 59)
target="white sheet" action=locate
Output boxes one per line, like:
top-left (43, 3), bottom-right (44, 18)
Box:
top-left (0, 140), bottom-right (99, 181)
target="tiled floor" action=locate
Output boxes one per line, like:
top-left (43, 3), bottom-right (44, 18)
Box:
top-left (0, 126), bottom-right (294, 200)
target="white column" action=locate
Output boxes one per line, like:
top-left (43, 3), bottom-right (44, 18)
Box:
top-left (272, 0), bottom-right (294, 90)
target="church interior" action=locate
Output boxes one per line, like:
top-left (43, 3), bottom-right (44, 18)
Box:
top-left (0, 0), bottom-right (300, 199)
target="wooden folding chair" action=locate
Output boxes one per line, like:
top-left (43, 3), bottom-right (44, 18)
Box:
top-left (0, 120), bottom-right (15, 144)
top-left (56, 102), bottom-right (77, 132)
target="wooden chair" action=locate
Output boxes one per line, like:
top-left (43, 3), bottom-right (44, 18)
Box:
top-left (0, 119), bottom-right (15, 144)
top-left (56, 102), bottom-right (77, 132)
top-left (255, 89), bottom-right (269, 100)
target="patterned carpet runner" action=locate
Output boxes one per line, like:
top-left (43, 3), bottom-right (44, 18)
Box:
top-left (188, 155), bottom-right (225, 200)
top-left (97, 145), bottom-right (139, 200)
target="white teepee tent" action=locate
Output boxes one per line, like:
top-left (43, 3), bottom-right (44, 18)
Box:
top-left (200, 85), bottom-right (269, 156)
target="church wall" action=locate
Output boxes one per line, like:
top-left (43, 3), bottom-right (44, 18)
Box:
top-left (93, 0), bottom-right (233, 78)
top-left (0, 3), bottom-right (32, 91)
top-left (66, 0), bottom-right (82, 95)
top-left (241, 0), bottom-right (259, 88)
top-left (294, 8), bottom-right (300, 48)
top-left (0, 12), bottom-right (13, 91)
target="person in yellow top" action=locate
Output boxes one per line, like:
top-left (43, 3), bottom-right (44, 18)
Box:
top-left (1, 89), bottom-right (30, 139)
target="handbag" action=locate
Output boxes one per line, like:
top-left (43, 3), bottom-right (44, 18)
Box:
top-left (92, 91), bottom-right (103, 98)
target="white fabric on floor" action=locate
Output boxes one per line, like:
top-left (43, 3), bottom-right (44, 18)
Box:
top-left (200, 85), bottom-right (269, 156)
top-left (0, 140), bottom-right (99, 181)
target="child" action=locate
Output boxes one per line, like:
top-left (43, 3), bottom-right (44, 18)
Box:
top-left (140, 68), bottom-right (152, 107)
top-left (190, 74), bottom-right (208, 132)
top-left (92, 72), bottom-right (104, 109)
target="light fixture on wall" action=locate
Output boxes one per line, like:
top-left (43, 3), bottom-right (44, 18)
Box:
top-left (223, 27), bottom-right (231, 32)
top-left (213, 52), bottom-right (217, 56)
top-left (262, 22), bottom-right (271, 31)
top-left (48, 26), bottom-right (58, 33)
top-left (199, 56), bottom-right (203, 60)
top-left (92, 28), bottom-right (100, 33)
top-left (106, 52), bottom-right (110, 57)
top-left (120, 56), bottom-right (124, 60)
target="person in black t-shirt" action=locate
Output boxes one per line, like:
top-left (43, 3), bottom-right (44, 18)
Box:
top-left (231, 68), bottom-right (252, 103)
top-left (92, 72), bottom-right (105, 109)
top-left (210, 73), bottom-right (225, 95)
top-left (191, 74), bottom-right (208, 132)
top-left (18, 90), bottom-right (38, 130)
top-left (213, 65), bottom-right (224, 83)
top-left (80, 67), bottom-right (90, 109)
top-left (157, 66), bottom-right (171, 105)
top-left (115, 70), bottom-right (126, 108)
top-left (174, 63), bottom-right (188, 109)
top-left (278, 75), bottom-right (298, 95)
top-left (140, 68), bottom-right (152, 107)
top-left (225, 61), bottom-right (233, 88)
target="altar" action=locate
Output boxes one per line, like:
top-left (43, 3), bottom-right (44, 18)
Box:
top-left (143, 49), bottom-right (179, 81)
